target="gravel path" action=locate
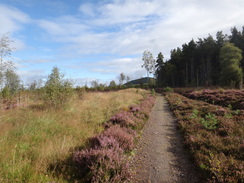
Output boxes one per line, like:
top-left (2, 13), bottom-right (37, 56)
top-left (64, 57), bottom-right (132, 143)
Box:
top-left (130, 95), bottom-right (204, 183)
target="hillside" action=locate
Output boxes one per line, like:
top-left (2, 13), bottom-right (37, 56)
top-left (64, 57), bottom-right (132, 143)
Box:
top-left (125, 77), bottom-right (156, 86)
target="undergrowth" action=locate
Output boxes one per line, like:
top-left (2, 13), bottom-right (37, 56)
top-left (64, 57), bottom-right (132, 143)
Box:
top-left (72, 95), bottom-right (156, 182)
top-left (166, 92), bottom-right (244, 183)
top-left (0, 88), bottom-right (151, 182)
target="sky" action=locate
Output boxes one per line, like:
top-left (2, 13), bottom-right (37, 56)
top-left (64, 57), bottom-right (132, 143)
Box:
top-left (1, 0), bottom-right (244, 86)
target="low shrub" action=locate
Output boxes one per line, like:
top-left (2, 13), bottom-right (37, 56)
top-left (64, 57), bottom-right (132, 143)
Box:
top-left (109, 111), bottom-right (136, 128)
top-left (102, 125), bottom-right (135, 151)
top-left (163, 87), bottom-right (174, 93)
top-left (184, 89), bottom-right (244, 110)
top-left (151, 88), bottom-right (156, 96)
top-left (90, 135), bottom-right (120, 150)
top-left (73, 145), bottom-right (129, 183)
top-left (73, 94), bottom-right (156, 182)
top-left (200, 113), bottom-right (218, 130)
top-left (166, 93), bottom-right (244, 182)
top-left (91, 125), bottom-right (136, 152)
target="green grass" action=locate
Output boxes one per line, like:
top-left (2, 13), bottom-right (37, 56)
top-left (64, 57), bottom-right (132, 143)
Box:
top-left (0, 88), bottom-right (148, 182)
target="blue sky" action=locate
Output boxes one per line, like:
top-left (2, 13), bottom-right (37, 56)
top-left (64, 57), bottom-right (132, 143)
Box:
top-left (1, 0), bottom-right (244, 86)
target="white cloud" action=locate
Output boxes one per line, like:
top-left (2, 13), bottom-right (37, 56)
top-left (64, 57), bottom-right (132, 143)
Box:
top-left (12, 0), bottom-right (244, 83)
top-left (0, 4), bottom-right (30, 50)
top-left (37, 0), bottom-right (244, 60)
top-left (17, 69), bottom-right (46, 85)
top-left (79, 3), bottom-right (96, 17)
top-left (84, 57), bottom-right (146, 79)
top-left (0, 4), bottom-right (30, 35)
top-left (38, 16), bottom-right (88, 37)
top-left (93, 0), bottom-right (163, 25)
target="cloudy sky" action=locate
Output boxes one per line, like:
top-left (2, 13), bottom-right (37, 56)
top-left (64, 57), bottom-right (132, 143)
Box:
top-left (1, 0), bottom-right (244, 86)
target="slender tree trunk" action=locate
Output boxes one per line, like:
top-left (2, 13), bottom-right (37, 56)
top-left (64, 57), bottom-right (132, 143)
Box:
top-left (191, 58), bottom-right (194, 86)
top-left (186, 62), bottom-right (188, 86)
top-left (147, 71), bottom-right (149, 85)
top-left (206, 55), bottom-right (211, 86)
top-left (197, 68), bottom-right (199, 87)
top-left (171, 74), bottom-right (175, 87)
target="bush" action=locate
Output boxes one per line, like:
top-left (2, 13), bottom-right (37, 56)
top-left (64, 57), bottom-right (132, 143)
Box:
top-left (42, 67), bottom-right (73, 109)
top-left (73, 146), bottom-right (129, 183)
top-left (163, 87), bottom-right (174, 93)
top-left (151, 88), bottom-right (156, 96)
top-left (102, 125), bottom-right (135, 151)
top-left (1, 87), bottom-right (11, 98)
top-left (109, 111), bottom-right (136, 128)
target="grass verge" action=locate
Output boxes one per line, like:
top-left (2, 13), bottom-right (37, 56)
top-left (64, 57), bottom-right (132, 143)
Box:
top-left (0, 88), bottom-right (148, 182)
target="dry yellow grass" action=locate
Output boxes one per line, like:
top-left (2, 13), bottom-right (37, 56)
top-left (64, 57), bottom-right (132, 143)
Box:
top-left (0, 88), bottom-right (149, 182)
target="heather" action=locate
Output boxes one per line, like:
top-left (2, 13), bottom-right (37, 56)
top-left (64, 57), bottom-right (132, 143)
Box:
top-left (166, 93), bottom-right (244, 182)
top-left (184, 89), bottom-right (244, 110)
top-left (0, 88), bottom-right (150, 182)
top-left (73, 95), bottom-right (156, 182)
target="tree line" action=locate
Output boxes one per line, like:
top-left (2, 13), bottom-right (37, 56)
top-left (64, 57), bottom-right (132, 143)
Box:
top-left (0, 32), bottom-right (135, 109)
top-left (155, 26), bottom-right (244, 88)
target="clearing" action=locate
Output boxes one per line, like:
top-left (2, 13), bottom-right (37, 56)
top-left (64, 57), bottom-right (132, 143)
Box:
top-left (130, 95), bottom-right (204, 183)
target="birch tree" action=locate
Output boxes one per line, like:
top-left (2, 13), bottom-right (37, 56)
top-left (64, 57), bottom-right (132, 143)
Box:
top-left (142, 50), bottom-right (155, 82)
top-left (0, 33), bottom-right (15, 90)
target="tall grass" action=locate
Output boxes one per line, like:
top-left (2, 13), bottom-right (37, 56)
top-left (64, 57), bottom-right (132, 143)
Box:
top-left (0, 88), bottom-right (148, 182)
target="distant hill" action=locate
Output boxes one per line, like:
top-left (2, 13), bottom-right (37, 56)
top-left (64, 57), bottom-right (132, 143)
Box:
top-left (125, 77), bottom-right (156, 86)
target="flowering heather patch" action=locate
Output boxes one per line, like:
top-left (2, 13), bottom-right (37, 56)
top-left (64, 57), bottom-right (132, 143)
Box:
top-left (90, 134), bottom-right (121, 150)
top-left (73, 145), bottom-right (129, 183)
top-left (109, 111), bottom-right (136, 127)
top-left (100, 125), bottom-right (135, 151)
top-left (107, 95), bottom-right (156, 129)
top-left (73, 94), bottom-right (156, 182)
top-left (166, 93), bottom-right (244, 182)
top-left (137, 96), bottom-right (156, 117)
top-left (184, 89), bottom-right (244, 110)
top-left (129, 105), bottom-right (141, 113)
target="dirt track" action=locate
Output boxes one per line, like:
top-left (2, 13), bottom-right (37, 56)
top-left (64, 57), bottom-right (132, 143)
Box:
top-left (130, 95), bottom-right (204, 183)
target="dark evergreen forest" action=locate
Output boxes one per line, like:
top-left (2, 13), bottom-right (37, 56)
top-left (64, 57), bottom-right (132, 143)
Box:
top-left (155, 27), bottom-right (244, 88)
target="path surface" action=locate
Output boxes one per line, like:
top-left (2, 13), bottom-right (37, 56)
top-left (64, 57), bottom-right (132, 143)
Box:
top-left (130, 95), bottom-right (204, 183)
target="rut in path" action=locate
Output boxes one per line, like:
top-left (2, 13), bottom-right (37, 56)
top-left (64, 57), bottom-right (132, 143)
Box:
top-left (130, 95), bottom-right (204, 183)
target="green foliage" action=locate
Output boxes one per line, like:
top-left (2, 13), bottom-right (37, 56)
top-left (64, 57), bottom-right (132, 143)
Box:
top-left (233, 109), bottom-right (241, 116)
top-left (0, 34), bottom-right (20, 93)
top-left (155, 26), bottom-right (244, 88)
top-left (109, 80), bottom-right (117, 88)
top-left (1, 86), bottom-right (10, 98)
top-left (28, 80), bottom-right (42, 91)
top-left (0, 35), bottom-right (21, 112)
top-left (151, 88), bottom-right (155, 96)
top-left (155, 52), bottom-right (164, 87)
top-left (200, 113), bottom-right (218, 130)
top-left (219, 43), bottom-right (243, 88)
top-left (43, 66), bottom-right (73, 109)
top-left (163, 87), bottom-right (174, 93)
top-left (90, 80), bottom-right (99, 90)
top-left (142, 50), bottom-right (155, 78)
top-left (119, 72), bottom-right (126, 85)
top-left (190, 109), bottom-right (199, 119)
top-left (4, 69), bottom-right (20, 95)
